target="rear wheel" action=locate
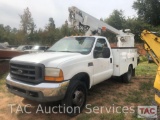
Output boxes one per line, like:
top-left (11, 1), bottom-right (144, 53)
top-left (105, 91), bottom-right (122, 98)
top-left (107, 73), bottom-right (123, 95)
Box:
top-left (122, 65), bottom-right (133, 83)
top-left (62, 80), bottom-right (87, 116)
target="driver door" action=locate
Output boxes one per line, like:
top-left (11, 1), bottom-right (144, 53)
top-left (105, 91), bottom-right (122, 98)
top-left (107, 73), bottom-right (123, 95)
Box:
top-left (93, 38), bottom-right (113, 85)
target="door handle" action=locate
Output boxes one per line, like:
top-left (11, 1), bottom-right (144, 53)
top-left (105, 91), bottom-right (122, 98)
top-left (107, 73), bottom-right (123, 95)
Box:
top-left (110, 58), bottom-right (112, 63)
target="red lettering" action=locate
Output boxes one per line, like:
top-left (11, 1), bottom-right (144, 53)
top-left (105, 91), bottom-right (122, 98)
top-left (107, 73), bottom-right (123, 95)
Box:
top-left (139, 108), bottom-right (144, 114)
top-left (144, 108), bottom-right (149, 114)
top-left (150, 108), bottom-right (155, 114)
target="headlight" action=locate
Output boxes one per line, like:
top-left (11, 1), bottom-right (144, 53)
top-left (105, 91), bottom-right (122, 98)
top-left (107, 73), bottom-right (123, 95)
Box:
top-left (45, 68), bottom-right (64, 82)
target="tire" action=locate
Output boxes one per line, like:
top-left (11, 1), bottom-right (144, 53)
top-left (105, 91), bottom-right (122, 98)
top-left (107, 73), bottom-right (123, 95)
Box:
top-left (122, 65), bottom-right (133, 83)
top-left (62, 80), bottom-right (87, 116)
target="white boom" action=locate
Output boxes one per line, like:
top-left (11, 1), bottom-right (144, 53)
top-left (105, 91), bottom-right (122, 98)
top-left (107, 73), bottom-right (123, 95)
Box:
top-left (68, 6), bottom-right (135, 47)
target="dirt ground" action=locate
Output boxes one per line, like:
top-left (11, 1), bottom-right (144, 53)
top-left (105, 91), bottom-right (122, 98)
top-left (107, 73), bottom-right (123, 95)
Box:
top-left (0, 61), bottom-right (156, 120)
top-left (0, 77), bottom-right (156, 120)
top-left (0, 60), bottom-right (9, 75)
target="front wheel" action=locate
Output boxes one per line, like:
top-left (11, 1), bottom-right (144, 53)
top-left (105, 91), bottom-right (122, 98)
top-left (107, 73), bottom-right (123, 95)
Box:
top-left (122, 65), bottom-right (133, 83)
top-left (62, 80), bottom-right (87, 116)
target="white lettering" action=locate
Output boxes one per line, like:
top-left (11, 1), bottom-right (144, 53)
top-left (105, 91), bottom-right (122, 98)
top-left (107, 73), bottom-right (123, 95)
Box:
top-left (85, 104), bottom-right (92, 114)
top-left (16, 105), bottom-right (23, 113)
top-left (36, 104), bottom-right (44, 113)
top-left (8, 104), bottom-right (16, 113)
top-left (24, 104), bottom-right (31, 114)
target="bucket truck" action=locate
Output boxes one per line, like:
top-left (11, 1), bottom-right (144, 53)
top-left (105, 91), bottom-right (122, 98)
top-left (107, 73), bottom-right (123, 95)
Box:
top-left (6, 6), bottom-right (138, 116)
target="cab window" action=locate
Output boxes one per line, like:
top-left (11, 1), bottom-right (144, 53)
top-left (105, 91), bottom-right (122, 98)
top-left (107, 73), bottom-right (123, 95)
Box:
top-left (94, 38), bottom-right (108, 58)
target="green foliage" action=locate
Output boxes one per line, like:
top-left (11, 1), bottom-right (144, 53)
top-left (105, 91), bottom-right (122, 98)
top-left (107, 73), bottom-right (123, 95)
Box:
top-left (103, 10), bottom-right (126, 43)
top-left (139, 55), bottom-right (148, 62)
top-left (105, 10), bottom-right (126, 30)
top-left (124, 18), bottom-right (154, 42)
top-left (133, 0), bottom-right (160, 26)
top-left (103, 9), bottom-right (157, 43)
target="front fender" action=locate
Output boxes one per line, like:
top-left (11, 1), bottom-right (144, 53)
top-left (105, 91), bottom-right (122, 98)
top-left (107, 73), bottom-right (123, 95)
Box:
top-left (60, 61), bottom-right (94, 89)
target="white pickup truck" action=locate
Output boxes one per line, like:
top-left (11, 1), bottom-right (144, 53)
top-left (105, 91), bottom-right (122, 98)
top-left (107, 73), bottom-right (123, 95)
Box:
top-left (6, 36), bottom-right (138, 115)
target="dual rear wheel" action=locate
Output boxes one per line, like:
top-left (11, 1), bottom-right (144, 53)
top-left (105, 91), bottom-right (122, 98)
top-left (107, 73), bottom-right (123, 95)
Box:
top-left (121, 65), bottom-right (133, 83)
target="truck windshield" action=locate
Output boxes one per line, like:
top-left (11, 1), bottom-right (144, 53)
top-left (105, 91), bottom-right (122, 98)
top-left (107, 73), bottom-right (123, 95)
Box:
top-left (47, 37), bottom-right (95, 54)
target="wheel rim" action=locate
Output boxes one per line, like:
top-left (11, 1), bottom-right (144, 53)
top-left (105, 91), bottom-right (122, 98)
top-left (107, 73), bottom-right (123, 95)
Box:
top-left (72, 88), bottom-right (85, 107)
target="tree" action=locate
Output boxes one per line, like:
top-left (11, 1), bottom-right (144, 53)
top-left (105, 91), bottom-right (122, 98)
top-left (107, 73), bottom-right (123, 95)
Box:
top-left (44, 18), bottom-right (56, 44)
top-left (4, 25), bottom-right (11, 33)
top-left (61, 20), bottom-right (70, 36)
top-left (103, 10), bottom-right (126, 42)
top-left (29, 22), bottom-right (36, 34)
top-left (133, 0), bottom-right (160, 26)
top-left (46, 17), bottom-right (56, 31)
top-left (0, 24), bottom-right (5, 42)
top-left (105, 10), bottom-right (126, 30)
top-left (12, 28), bottom-right (18, 34)
top-left (124, 18), bottom-right (154, 42)
top-left (19, 7), bottom-right (35, 34)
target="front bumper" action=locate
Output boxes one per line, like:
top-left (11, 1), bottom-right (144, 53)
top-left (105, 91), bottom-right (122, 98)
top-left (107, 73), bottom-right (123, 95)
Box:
top-left (6, 74), bottom-right (69, 102)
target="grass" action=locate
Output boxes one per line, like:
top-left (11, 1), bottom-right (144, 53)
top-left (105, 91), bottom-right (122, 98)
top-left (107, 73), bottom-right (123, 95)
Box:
top-left (125, 61), bottom-right (156, 105)
top-left (139, 55), bottom-right (148, 62)
top-left (125, 90), bottom-right (144, 103)
top-left (135, 61), bottom-right (157, 76)
top-left (76, 112), bottom-right (125, 120)
top-left (139, 80), bottom-right (153, 91)
top-left (76, 113), bottom-right (96, 120)
top-left (0, 73), bottom-right (7, 84)
top-left (0, 73), bottom-right (7, 93)
top-left (132, 108), bottom-right (144, 120)
top-left (99, 113), bottom-right (124, 120)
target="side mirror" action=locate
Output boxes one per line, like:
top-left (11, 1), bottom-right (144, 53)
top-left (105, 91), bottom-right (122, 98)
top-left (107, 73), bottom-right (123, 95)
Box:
top-left (102, 47), bottom-right (110, 58)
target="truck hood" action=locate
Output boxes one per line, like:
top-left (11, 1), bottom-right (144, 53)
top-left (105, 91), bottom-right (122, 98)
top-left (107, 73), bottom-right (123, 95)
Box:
top-left (11, 52), bottom-right (82, 67)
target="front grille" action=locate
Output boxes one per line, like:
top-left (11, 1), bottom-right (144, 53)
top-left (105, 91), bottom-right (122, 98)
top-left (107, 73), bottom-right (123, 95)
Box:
top-left (10, 62), bottom-right (44, 84)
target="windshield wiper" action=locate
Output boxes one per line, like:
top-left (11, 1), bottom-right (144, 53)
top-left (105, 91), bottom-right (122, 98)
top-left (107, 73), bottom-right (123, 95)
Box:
top-left (46, 50), bottom-right (83, 54)
top-left (59, 51), bottom-right (84, 54)
top-left (58, 51), bottom-right (74, 52)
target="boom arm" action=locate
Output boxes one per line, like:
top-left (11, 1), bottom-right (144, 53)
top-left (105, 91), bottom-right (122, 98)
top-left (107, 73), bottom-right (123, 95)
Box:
top-left (141, 30), bottom-right (160, 65)
top-left (68, 6), bottom-right (123, 35)
top-left (68, 6), bottom-right (135, 47)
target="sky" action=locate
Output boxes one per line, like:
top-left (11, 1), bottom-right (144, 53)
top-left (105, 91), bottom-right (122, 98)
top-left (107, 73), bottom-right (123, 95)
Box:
top-left (0, 0), bottom-right (137, 29)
